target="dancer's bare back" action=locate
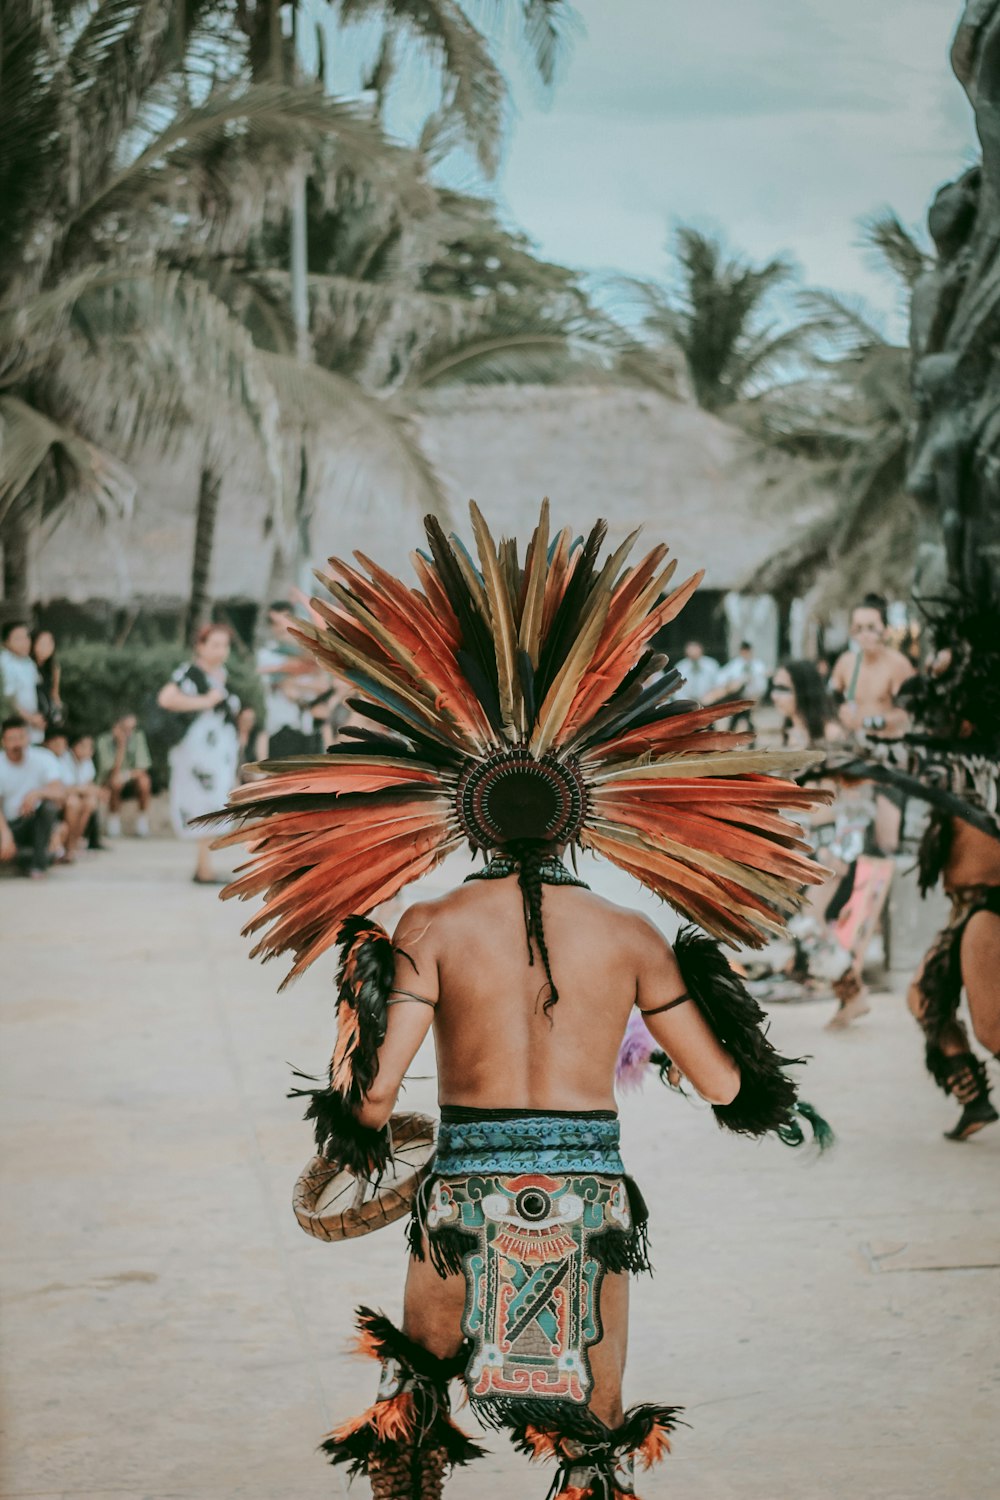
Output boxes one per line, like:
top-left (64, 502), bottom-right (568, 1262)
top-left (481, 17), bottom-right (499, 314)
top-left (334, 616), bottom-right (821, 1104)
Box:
top-left (356, 874), bottom-right (739, 1128)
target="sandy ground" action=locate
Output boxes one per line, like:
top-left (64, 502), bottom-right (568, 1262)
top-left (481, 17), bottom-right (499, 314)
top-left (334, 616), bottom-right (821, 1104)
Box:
top-left (2, 837), bottom-right (999, 1500)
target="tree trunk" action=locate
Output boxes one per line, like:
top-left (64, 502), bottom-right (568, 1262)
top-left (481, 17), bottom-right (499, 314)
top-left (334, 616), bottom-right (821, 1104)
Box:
top-left (185, 463), bottom-right (221, 644)
top-left (1, 506), bottom-right (31, 615)
top-left (909, 5), bottom-right (1000, 599)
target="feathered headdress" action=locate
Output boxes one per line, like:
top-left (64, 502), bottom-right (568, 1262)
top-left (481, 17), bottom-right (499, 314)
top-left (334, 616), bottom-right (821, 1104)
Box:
top-left (211, 500), bottom-right (828, 986)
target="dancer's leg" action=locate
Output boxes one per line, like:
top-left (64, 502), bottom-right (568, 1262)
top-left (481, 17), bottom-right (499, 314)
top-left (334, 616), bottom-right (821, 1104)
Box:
top-left (323, 1255), bottom-right (481, 1499)
top-left (909, 915), bottom-right (997, 1140)
top-left (962, 909), bottom-right (1000, 1055)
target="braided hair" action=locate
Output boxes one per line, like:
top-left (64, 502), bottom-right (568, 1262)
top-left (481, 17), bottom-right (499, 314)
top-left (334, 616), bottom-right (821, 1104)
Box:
top-left (502, 837), bottom-right (560, 1017)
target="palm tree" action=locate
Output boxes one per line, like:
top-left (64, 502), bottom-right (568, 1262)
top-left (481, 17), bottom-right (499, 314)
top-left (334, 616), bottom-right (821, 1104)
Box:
top-left (0, 0), bottom-right (431, 615)
top-left (742, 213), bottom-right (930, 608)
top-left (627, 226), bottom-right (814, 414)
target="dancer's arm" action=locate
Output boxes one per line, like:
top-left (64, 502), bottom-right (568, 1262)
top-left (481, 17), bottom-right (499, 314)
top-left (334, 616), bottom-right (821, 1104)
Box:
top-left (355, 904), bottom-right (438, 1129)
top-left (634, 917), bottom-right (741, 1105)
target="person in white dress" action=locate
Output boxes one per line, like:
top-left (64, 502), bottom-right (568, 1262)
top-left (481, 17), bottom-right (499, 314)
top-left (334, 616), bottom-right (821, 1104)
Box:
top-left (156, 624), bottom-right (242, 883)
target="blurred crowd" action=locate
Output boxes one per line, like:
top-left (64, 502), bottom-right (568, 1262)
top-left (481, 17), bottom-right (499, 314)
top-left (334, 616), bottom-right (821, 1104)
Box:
top-left (1, 586), bottom-right (928, 1008)
top-left (0, 596), bottom-right (358, 886)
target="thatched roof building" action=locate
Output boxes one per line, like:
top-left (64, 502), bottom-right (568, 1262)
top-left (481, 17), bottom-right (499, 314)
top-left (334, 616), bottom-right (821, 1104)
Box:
top-left (32, 384), bottom-right (806, 654)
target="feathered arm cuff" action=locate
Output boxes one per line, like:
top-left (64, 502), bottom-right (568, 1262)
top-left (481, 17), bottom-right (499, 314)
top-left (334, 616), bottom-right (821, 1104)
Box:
top-left (674, 927), bottom-right (834, 1150)
top-left (288, 916), bottom-right (396, 1178)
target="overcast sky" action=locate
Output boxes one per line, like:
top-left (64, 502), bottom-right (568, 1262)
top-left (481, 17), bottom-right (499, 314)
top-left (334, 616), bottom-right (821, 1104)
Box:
top-left (321, 0), bottom-right (979, 336)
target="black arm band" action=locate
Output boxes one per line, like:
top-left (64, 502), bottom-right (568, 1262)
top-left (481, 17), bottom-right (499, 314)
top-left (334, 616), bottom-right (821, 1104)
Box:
top-left (638, 992), bottom-right (691, 1017)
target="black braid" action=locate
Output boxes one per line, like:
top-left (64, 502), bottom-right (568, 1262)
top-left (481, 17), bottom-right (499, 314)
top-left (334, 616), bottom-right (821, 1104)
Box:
top-left (503, 838), bottom-right (560, 1017)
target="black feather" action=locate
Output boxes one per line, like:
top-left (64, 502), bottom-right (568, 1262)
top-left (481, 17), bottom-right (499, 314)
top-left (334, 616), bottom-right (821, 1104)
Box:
top-left (674, 927), bottom-right (834, 1149)
top-left (535, 519), bottom-right (608, 697)
top-left (286, 1085), bottom-right (392, 1176)
top-left (343, 697), bottom-right (464, 766)
top-left (335, 915), bottom-right (395, 1102)
top-left (517, 648), bottom-right (537, 726)
top-left (320, 1308), bottom-right (484, 1478)
top-left (456, 649), bottom-right (503, 731)
top-left (423, 514), bottom-right (499, 706)
top-left (577, 671), bottom-right (691, 749)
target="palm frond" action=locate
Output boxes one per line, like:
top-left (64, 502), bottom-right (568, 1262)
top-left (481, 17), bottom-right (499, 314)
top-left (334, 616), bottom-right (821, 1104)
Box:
top-left (861, 210), bottom-right (930, 290)
top-left (258, 350), bottom-right (449, 521)
top-left (0, 393), bottom-right (135, 527)
top-left (70, 82), bottom-right (423, 245)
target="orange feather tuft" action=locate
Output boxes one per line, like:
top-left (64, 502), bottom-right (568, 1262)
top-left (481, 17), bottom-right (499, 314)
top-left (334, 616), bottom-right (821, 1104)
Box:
top-left (638, 1421), bottom-right (673, 1467)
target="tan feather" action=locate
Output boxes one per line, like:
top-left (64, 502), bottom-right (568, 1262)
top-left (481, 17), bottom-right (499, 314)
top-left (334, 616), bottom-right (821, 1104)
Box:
top-left (530, 589), bottom-right (613, 756)
top-left (518, 497), bottom-right (550, 668)
top-left (469, 500), bottom-right (521, 740)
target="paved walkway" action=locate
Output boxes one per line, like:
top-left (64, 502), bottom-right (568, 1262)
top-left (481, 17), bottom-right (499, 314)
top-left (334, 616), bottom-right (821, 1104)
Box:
top-left (2, 839), bottom-right (998, 1500)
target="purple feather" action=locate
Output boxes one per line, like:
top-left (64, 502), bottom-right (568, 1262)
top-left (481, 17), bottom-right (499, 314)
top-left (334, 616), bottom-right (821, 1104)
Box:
top-left (616, 1010), bottom-right (658, 1092)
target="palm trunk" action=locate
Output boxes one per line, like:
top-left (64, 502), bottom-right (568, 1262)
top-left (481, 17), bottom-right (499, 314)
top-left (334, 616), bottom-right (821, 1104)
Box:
top-left (185, 462), bottom-right (221, 644)
top-left (1, 506), bottom-right (31, 612)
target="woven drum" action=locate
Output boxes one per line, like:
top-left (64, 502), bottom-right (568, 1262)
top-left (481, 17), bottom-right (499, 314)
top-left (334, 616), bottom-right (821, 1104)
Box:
top-left (292, 1111), bottom-right (436, 1242)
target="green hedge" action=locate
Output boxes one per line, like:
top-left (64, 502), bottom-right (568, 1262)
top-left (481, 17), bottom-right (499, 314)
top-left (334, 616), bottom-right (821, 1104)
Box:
top-left (58, 642), bottom-right (266, 784)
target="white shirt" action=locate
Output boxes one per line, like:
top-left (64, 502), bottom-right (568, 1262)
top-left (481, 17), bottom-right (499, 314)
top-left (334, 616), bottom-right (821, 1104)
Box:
top-left (0, 649), bottom-right (40, 717)
top-left (0, 747), bottom-right (61, 822)
top-left (675, 654), bottom-right (720, 701)
top-left (51, 750), bottom-right (94, 787)
top-left (71, 754), bottom-right (96, 786)
top-left (716, 654), bottom-right (768, 701)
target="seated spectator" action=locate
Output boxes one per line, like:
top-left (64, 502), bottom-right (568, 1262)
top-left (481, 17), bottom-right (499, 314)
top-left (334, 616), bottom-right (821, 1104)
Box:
top-left (95, 713), bottom-right (152, 837)
top-left (0, 622), bottom-right (45, 740)
top-left (43, 723), bottom-right (100, 861)
top-left (0, 714), bottom-right (66, 878)
top-left (31, 627), bottom-right (65, 729)
top-left (67, 729), bottom-right (107, 850)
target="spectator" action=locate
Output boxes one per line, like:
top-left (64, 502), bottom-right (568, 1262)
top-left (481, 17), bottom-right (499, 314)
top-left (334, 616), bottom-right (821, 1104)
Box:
top-left (674, 638), bottom-right (720, 701)
top-left (830, 593), bottom-right (916, 853)
top-left (67, 729), bottom-right (107, 850)
top-left (31, 628), bottom-right (65, 729)
top-left (157, 624), bottom-right (244, 884)
top-left (95, 713), bottom-right (153, 838)
top-left (0, 714), bottom-right (66, 878)
top-left (255, 599), bottom-right (329, 758)
top-left (0, 622), bottom-right (44, 740)
top-left (42, 723), bottom-right (93, 862)
top-left (707, 640), bottom-right (769, 730)
top-left (771, 660), bottom-right (844, 751)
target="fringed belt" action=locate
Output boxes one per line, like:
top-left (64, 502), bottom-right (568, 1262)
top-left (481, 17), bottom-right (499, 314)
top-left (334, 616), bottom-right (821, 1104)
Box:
top-left (434, 1105), bottom-right (625, 1176)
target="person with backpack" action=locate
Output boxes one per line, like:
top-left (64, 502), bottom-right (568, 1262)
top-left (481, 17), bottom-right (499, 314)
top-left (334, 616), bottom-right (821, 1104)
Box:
top-left (156, 624), bottom-right (243, 883)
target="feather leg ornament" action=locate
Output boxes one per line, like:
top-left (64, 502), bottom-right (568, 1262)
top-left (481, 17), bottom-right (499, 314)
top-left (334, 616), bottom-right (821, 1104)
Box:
top-left (211, 500), bottom-right (831, 986)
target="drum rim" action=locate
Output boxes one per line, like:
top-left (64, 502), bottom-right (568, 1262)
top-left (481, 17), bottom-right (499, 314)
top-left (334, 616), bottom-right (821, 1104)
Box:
top-left (292, 1110), bottom-right (436, 1242)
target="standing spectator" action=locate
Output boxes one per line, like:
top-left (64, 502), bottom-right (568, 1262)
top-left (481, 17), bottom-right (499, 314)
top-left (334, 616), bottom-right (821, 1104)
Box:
top-left (157, 624), bottom-right (242, 884)
top-left (675, 638), bottom-right (720, 701)
top-left (707, 640), bottom-right (769, 730)
top-left (255, 599), bottom-right (328, 758)
top-left (771, 660), bottom-right (844, 752)
top-left (31, 628), bottom-right (65, 729)
top-left (0, 623), bottom-right (44, 739)
top-left (0, 715), bottom-right (65, 878)
top-left (95, 713), bottom-right (153, 837)
top-left (830, 593), bottom-right (916, 853)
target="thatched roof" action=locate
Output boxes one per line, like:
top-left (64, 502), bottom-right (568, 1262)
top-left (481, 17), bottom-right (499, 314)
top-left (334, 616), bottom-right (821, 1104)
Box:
top-left (32, 384), bottom-right (806, 607)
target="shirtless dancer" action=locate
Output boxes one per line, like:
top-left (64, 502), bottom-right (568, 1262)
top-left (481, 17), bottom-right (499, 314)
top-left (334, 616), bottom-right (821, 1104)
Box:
top-left (214, 503), bottom-right (831, 1498)
top-left (830, 593), bottom-right (915, 854)
top-left (909, 815), bottom-right (1000, 1138)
